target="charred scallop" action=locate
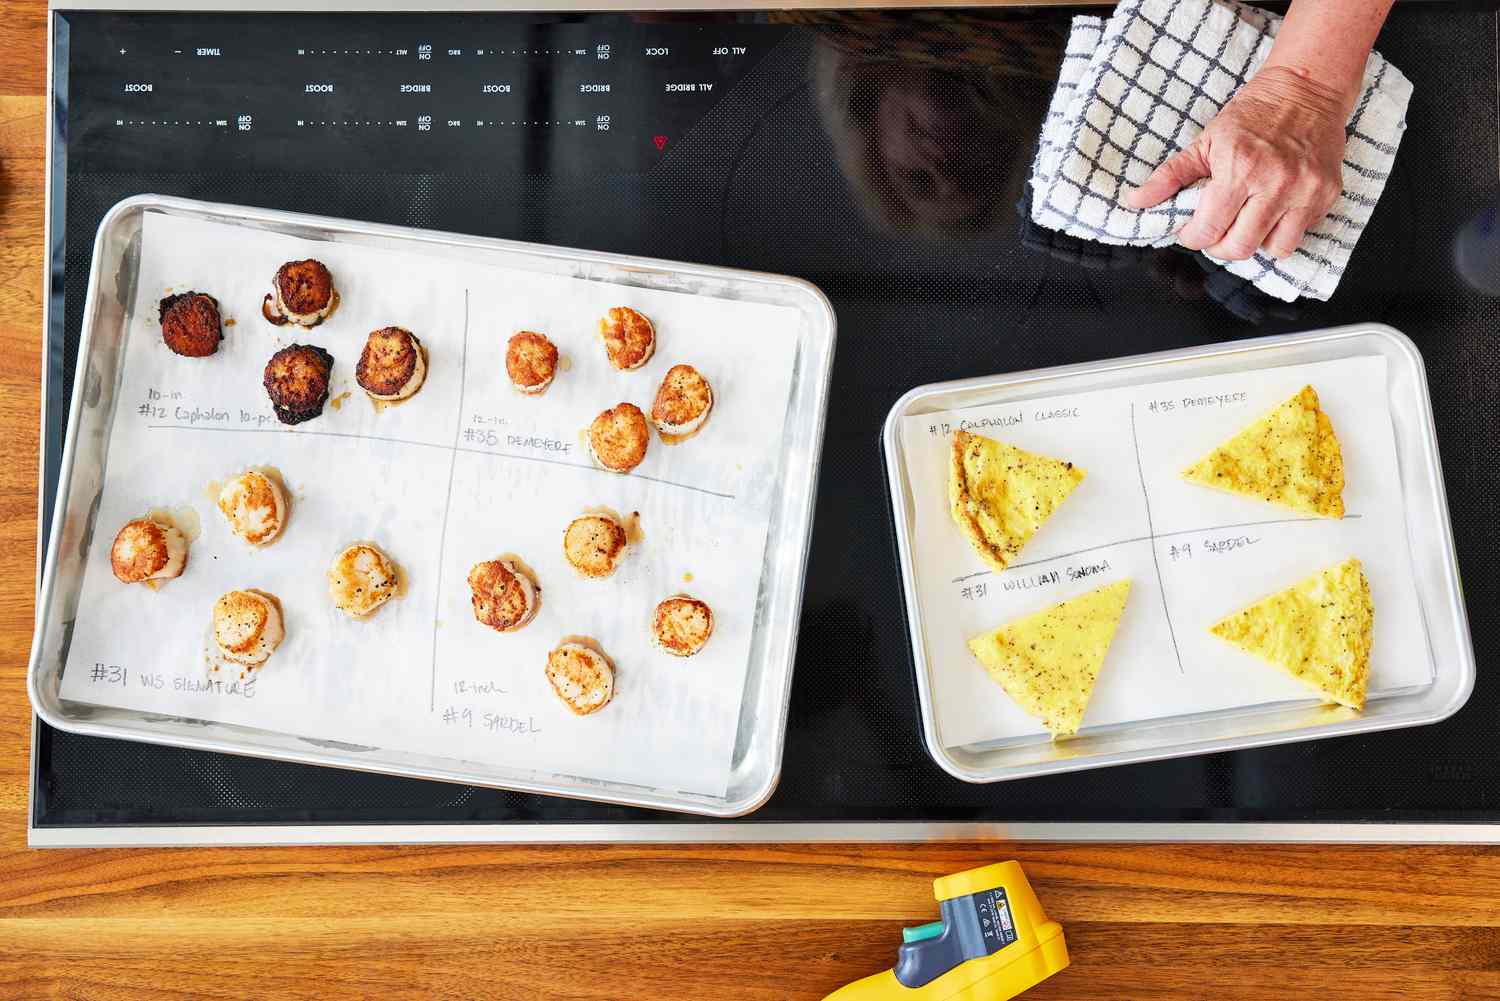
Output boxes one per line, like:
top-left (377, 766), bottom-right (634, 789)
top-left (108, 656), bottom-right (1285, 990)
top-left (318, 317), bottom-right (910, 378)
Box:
top-left (263, 259), bottom-right (337, 328)
top-left (263, 344), bottom-right (334, 425)
top-left (159, 292), bottom-right (223, 357)
top-left (356, 326), bottom-right (426, 402)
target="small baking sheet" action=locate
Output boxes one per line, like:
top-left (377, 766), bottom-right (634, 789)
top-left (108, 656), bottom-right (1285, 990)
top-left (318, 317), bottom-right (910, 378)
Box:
top-left (898, 355), bottom-right (1434, 749)
top-left (58, 212), bottom-right (800, 799)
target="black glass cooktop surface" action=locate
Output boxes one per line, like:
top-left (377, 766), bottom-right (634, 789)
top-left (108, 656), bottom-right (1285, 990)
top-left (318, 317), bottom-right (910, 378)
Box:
top-left (36, 6), bottom-right (1500, 830)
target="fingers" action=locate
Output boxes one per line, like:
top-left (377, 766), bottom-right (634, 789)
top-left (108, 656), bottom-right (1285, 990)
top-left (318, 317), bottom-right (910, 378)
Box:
top-left (1263, 180), bottom-right (1343, 259)
top-left (1203, 194), bottom-right (1283, 261)
top-left (1124, 144), bottom-right (1210, 210)
top-left (1176, 176), bottom-right (1249, 252)
top-left (1264, 208), bottom-right (1319, 260)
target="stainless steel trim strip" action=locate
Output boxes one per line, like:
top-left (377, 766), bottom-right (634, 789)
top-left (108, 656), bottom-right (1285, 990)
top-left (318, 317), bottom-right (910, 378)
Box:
top-left (30, 821), bottom-right (1500, 848)
top-left (49, 2), bottom-right (1098, 11)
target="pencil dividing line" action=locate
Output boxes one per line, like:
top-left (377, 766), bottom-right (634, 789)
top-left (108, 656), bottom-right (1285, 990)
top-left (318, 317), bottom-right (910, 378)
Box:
top-left (429, 287), bottom-right (470, 714)
top-left (146, 423), bottom-right (736, 499)
top-left (948, 515), bottom-right (1360, 584)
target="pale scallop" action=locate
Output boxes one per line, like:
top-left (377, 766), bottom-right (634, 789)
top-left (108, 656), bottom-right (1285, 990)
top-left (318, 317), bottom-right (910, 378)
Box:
top-left (327, 543), bottom-right (398, 618)
top-left (545, 643), bottom-right (615, 715)
top-left (217, 471), bottom-right (287, 546)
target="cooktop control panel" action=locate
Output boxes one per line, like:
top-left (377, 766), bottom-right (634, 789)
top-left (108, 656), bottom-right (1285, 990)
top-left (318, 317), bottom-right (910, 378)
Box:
top-left (64, 13), bottom-right (787, 174)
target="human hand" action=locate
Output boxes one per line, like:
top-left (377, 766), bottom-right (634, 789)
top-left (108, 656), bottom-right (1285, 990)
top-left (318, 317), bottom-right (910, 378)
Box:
top-left (1124, 65), bottom-right (1349, 261)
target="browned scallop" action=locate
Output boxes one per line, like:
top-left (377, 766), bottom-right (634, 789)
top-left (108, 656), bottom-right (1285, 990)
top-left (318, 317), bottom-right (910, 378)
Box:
top-left (356, 327), bottom-right (427, 401)
top-left (506, 331), bottom-right (559, 395)
top-left (213, 589), bottom-right (284, 667)
top-left (159, 292), bottom-right (223, 357)
top-left (651, 364), bottom-right (714, 436)
top-left (563, 513), bottom-right (627, 579)
top-left (545, 643), bottom-right (615, 715)
top-left (263, 344), bottom-right (334, 425)
top-left (110, 518), bottom-right (188, 584)
top-left (599, 306), bottom-right (656, 371)
top-left (272, 259), bottom-right (336, 325)
top-left (588, 403), bottom-right (650, 473)
top-left (467, 558), bottom-right (539, 633)
top-left (652, 595), bottom-right (715, 657)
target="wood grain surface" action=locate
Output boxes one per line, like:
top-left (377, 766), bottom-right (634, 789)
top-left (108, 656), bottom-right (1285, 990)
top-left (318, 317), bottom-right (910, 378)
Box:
top-left (1, 7), bottom-right (1499, 1000)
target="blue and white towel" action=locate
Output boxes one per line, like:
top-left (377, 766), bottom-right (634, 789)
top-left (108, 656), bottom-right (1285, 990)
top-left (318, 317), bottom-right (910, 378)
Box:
top-left (1028, 0), bottom-right (1412, 302)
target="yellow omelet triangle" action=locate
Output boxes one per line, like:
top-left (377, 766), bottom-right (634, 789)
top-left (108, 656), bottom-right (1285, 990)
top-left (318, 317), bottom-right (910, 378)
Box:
top-left (967, 579), bottom-right (1132, 739)
top-left (949, 429), bottom-right (1086, 572)
top-left (1210, 558), bottom-right (1374, 710)
top-left (1182, 385), bottom-right (1345, 518)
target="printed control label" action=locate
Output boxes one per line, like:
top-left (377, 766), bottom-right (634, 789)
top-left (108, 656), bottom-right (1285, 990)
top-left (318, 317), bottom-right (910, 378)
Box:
top-left (971, 887), bottom-right (1018, 954)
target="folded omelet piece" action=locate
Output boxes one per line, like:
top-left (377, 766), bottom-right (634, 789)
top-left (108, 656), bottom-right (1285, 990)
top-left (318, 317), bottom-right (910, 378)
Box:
top-left (949, 429), bottom-right (1086, 572)
top-left (1182, 385), bottom-right (1345, 518)
top-left (1210, 558), bottom-right (1373, 710)
top-left (967, 579), bottom-right (1131, 739)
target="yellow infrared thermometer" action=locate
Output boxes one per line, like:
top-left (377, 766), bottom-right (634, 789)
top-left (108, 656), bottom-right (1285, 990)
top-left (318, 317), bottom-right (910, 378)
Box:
top-left (824, 862), bottom-right (1068, 1001)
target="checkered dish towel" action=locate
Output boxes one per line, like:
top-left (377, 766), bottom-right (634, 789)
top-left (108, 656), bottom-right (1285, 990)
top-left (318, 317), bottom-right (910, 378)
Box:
top-left (1028, 0), bottom-right (1412, 302)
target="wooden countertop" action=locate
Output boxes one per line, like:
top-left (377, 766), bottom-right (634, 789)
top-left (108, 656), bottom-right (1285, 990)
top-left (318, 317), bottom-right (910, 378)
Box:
top-left (2, 8), bottom-right (1498, 999)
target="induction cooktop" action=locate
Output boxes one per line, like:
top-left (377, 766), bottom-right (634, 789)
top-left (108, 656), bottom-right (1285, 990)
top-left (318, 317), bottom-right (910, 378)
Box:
top-left (32, 3), bottom-right (1500, 845)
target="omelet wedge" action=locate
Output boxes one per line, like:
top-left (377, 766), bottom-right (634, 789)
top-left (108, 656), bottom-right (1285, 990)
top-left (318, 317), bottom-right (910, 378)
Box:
top-left (1182, 385), bottom-right (1345, 518)
top-left (1210, 558), bottom-right (1373, 710)
top-left (967, 580), bottom-right (1131, 739)
top-left (949, 429), bottom-right (1086, 573)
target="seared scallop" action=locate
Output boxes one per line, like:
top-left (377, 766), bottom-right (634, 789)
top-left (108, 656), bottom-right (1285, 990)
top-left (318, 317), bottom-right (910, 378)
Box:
top-left (263, 259), bottom-right (337, 328)
top-left (110, 517), bottom-right (188, 584)
top-left (652, 595), bottom-right (714, 657)
top-left (563, 513), bottom-right (627, 579)
top-left (588, 403), bottom-right (650, 473)
top-left (506, 331), bottom-right (559, 395)
top-left (599, 306), bottom-right (656, 371)
top-left (263, 344), bottom-right (334, 425)
top-left (212, 589), bottom-right (284, 667)
top-left (356, 326), bottom-right (426, 402)
top-left (328, 543), bottom-right (397, 618)
top-left (159, 292), bottom-right (223, 357)
top-left (467, 558), bottom-right (539, 633)
top-left (216, 470), bottom-right (287, 546)
top-left (651, 364), bottom-right (714, 436)
top-left (545, 642), bottom-right (615, 716)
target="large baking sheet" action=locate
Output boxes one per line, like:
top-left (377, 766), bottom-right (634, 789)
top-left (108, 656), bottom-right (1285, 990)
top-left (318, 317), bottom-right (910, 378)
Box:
top-left (29, 195), bottom-right (835, 817)
top-left (884, 326), bottom-right (1474, 783)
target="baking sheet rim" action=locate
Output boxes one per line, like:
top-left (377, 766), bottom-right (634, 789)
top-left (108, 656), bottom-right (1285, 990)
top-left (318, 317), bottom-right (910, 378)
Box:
top-left (27, 193), bottom-right (837, 818)
top-left (883, 323), bottom-right (1475, 784)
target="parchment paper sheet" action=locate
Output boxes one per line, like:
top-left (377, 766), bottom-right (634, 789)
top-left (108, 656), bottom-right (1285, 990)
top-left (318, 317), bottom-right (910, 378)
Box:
top-left (899, 356), bottom-right (1434, 749)
top-left (60, 212), bottom-right (800, 798)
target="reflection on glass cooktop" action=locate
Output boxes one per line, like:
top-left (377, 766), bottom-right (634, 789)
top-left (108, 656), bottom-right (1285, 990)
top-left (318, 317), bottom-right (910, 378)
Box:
top-left (38, 6), bottom-right (1500, 830)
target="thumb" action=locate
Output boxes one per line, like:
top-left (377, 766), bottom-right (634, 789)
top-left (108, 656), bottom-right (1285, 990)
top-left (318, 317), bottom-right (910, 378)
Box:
top-left (1124, 143), bottom-right (1209, 209)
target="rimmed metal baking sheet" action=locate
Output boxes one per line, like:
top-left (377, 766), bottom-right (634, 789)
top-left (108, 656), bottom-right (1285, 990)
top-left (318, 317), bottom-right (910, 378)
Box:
top-left (884, 324), bottom-right (1474, 783)
top-left (28, 194), bottom-right (835, 817)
